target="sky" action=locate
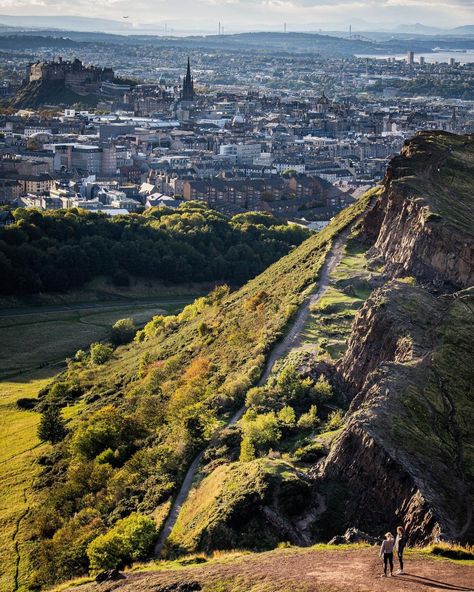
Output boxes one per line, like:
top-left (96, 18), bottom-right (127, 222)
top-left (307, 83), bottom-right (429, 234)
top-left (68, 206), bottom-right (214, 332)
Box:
top-left (0, 0), bottom-right (473, 32)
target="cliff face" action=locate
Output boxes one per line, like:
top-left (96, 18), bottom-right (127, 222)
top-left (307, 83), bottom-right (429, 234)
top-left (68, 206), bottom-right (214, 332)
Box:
top-left (363, 132), bottom-right (474, 290)
top-left (315, 132), bottom-right (474, 544)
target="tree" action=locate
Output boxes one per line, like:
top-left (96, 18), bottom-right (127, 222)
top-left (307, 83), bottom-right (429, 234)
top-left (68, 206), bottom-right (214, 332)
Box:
top-left (277, 405), bottom-right (296, 429)
top-left (314, 375), bottom-right (333, 403)
top-left (240, 436), bottom-right (256, 462)
top-left (327, 409), bottom-right (344, 431)
top-left (38, 405), bottom-right (67, 444)
top-left (90, 343), bottom-right (113, 365)
top-left (87, 513), bottom-right (157, 572)
top-left (297, 405), bottom-right (319, 430)
top-left (111, 318), bottom-right (136, 345)
top-left (241, 411), bottom-right (281, 458)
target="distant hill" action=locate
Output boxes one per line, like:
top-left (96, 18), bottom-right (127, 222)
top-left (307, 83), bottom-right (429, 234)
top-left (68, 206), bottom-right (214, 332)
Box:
top-left (0, 14), bottom-right (131, 32)
top-left (452, 25), bottom-right (474, 35)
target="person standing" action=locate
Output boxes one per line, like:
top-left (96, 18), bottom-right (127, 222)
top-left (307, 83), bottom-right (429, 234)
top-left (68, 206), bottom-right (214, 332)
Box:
top-left (379, 532), bottom-right (395, 577)
top-left (395, 526), bottom-right (406, 575)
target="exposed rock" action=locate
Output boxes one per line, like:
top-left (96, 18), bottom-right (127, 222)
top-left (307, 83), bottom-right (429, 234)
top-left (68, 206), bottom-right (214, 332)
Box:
top-left (329, 527), bottom-right (380, 545)
top-left (154, 583), bottom-right (201, 592)
top-left (363, 131), bottom-right (474, 290)
top-left (311, 132), bottom-right (474, 546)
top-left (95, 569), bottom-right (125, 583)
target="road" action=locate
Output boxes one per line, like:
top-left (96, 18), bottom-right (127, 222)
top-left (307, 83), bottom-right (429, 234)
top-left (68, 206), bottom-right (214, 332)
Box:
top-left (154, 225), bottom-right (353, 556)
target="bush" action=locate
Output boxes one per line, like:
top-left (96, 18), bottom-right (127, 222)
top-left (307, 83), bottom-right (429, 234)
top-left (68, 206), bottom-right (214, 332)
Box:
top-left (74, 349), bottom-right (88, 363)
top-left (87, 513), bottom-right (157, 572)
top-left (240, 410), bottom-right (281, 459)
top-left (314, 375), bottom-right (333, 403)
top-left (293, 440), bottom-right (326, 463)
top-left (47, 380), bottom-right (83, 405)
top-left (428, 543), bottom-right (474, 560)
top-left (90, 343), bottom-right (114, 365)
top-left (38, 405), bottom-right (67, 444)
top-left (277, 405), bottom-right (296, 430)
top-left (326, 409), bottom-right (344, 431)
top-left (70, 406), bottom-right (145, 462)
top-left (16, 397), bottom-right (37, 410)
top-left (297, 405), bottom-right (319, 430)
top-left (111, 318), bottom-right (136, 345)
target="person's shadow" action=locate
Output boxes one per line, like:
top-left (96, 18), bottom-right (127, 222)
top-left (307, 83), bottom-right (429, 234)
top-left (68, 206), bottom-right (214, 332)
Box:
top-left (396, 573), bottom-right (474, 591)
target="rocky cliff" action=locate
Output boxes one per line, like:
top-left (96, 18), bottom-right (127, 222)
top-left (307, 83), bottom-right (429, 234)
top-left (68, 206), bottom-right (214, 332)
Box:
top-left (363, 131), bottom-right (474, 290)
top-left (315, 131), bottom-right (474, 545)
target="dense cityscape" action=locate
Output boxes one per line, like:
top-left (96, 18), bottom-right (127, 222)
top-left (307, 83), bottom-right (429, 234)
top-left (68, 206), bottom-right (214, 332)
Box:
top-left (0, 31), bottom-right (473, 226)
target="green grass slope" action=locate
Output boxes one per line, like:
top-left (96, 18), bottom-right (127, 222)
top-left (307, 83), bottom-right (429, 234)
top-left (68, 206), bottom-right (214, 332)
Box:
top-left (24, 191), bottom-right (374, 588)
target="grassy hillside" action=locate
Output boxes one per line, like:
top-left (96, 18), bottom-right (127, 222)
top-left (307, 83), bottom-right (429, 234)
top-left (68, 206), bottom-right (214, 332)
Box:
top-left (0, 293), bottom-right (194, 592)
top-left (398, 131), bottom-right (474, 233)
top-left (23, 191), bottom-right (374, 588)
top-left (0, 370), bottom-right (52, 592)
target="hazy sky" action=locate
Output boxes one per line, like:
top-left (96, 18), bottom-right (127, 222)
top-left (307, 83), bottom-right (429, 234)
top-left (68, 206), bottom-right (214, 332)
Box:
top-left (1, 0), bottom-right (473, 31)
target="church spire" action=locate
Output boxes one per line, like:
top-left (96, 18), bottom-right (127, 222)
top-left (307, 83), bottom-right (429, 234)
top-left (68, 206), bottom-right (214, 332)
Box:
top-left (186, 57), bottom-right (191, 81)
top-left (182, 56), bottom-right (195, 102)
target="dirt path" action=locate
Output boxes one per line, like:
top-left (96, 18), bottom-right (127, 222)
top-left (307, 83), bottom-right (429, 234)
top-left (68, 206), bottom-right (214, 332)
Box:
top-left (73, 547), bottom-right (474, 592)
top-left (153, 226), bottom-right (353, 556)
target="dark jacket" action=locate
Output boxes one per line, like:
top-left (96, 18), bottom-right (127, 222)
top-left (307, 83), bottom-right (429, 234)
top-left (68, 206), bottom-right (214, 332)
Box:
top-left (395, 534), bottom-right (406, 554)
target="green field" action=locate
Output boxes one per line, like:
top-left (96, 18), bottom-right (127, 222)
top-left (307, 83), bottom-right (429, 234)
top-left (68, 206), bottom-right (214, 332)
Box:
top-left (0, 297), bottom-right (196, 379)
top-left (0, 293), bottom-right (197, 592)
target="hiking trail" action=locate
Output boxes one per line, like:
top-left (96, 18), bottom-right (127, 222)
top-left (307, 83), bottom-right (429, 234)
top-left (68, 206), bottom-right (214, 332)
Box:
top-left (154, 224), bottom-right (354, 556)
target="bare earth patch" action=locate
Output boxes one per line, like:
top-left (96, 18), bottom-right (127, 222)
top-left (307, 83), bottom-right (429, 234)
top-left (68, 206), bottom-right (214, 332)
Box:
top-left (67, 547), bottom-right (474, 592)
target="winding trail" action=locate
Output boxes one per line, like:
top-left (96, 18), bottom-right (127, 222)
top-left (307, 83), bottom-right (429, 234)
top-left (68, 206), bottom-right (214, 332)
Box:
top-left (154, 226), bottom-right (354, 556)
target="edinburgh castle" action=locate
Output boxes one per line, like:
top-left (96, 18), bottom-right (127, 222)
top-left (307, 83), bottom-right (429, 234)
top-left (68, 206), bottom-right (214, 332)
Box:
top-left (28, 58), bottom-right (114, 96)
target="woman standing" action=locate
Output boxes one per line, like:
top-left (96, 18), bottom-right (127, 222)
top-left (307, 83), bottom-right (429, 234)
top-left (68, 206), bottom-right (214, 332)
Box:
top-left (395, 526), bottom-right (406, 575)
top-left (379, 532), bottom-right (395, 577)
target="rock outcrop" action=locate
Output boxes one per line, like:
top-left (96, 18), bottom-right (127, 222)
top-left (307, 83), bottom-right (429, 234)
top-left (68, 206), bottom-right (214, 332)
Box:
top-left (363, 131), bottom-right (474, 290)
top-left (315, 132), bottom-right (474, 545)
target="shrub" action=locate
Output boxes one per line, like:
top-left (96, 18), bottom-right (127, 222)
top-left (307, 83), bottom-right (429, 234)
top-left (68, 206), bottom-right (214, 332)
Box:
top-left (245, 386), bottom-right (267, 410)
top-left (16, 397), bottom-right (37, 410)
top-left (38, 405), bottom-right (67, 444)
top-left (293, 440), bottom-right (326, 463)
top-left (275, 365), bottom-right (314, 410)
top-left (87, 513), bottom-right (157, 572)
top-left (314, 375), bottom-right (334, 403)
top-left (111, 318), bottom-right (136, 345)
top-left (74, 349), bottom-right (88, 363)
top-left (326, 409), bottom-right (344, 431)
top-left (239, 436), bottom-right (256, 462)
top-left (277, 405), bottom-right (296, 430)
top-left (428, 543), bottom-right (474, 560)
top-left (70, 406), bottom-right (145, 462)
top-left (90, 342), bottom-right (114, 365)
top-left (240, 410), bottom-right (281, 458)
top-left (297, 405), bottom-right (319, 430)
top-left (30, 508), bottom-right (104, 587)
top-left (47, 380), bottom-right (83, 405)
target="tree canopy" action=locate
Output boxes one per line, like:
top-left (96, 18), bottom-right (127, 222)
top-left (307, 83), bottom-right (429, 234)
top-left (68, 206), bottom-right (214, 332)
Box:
top-left (0, 202), bottom-right (309, 295)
